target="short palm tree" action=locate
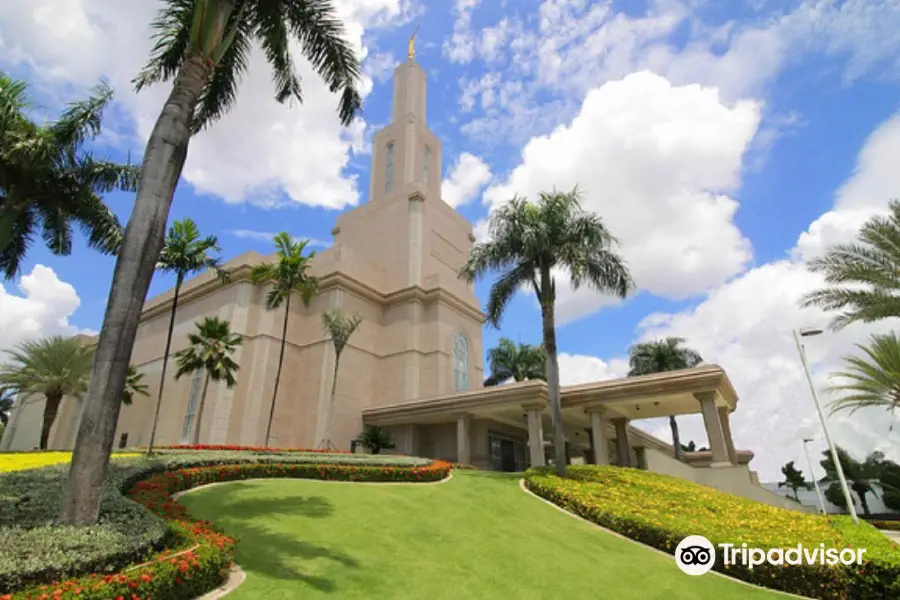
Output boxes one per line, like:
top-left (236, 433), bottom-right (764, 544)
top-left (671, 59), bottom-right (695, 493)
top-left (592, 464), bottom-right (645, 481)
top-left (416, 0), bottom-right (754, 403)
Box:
top-left (484, 337), bottom-right (545, 386)
top-left (358, 425), bottom-right (395, 455)
top-left (122, 365), bottom-right (150, 406)
top-left (800, 200), bottom-right (900, 329)
top-left (173, 317), bottom-right (241, 445)
top-left (627, 337), bottom-right (703, 460)
top-left (63, 0), bottom-right (362, 525)
top-left (827, 332), bottom-right (900, 419)
top-left (146, 218), bottom-right (229, 455)
top-left (778, 460), bottom-right (812, 501)
top-left (0, 73), bottom-right (137, 279)
top-left (318, 309), bottom-right (362, 450)
top-left (250, 233), bottom-right (319, 447)
top-left (460, 187), bottom-right (634, 476)
top-left (0, 336), bottom-right (94, 449)
top-left (820, 447), bottom-right (883, 517)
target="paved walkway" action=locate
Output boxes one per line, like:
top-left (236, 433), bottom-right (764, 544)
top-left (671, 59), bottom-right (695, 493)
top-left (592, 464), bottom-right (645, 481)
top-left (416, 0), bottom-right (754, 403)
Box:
top-left (880, 529), bottom-right (900, 544)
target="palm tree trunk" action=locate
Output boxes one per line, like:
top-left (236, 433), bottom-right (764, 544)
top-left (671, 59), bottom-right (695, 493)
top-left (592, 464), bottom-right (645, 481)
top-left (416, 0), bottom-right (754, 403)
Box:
top-left (319, 352), bottom-right (340, 449)
top-left (147, 273), bottom-right (183, 454)
top-left (39, 392), bottom-right (63, 450)
top-left (669, 415), bottom-right (681, 460)
top-left (191, 371), bottom-right (212, 446)
top-left (856, 489), bottom-right (871, 516)
top-left (59, 53), bottom-right (214, 526)
top-left (265, 293), bottom-right (291, 447)
top-left (539, 268), bottom-right (567, 477)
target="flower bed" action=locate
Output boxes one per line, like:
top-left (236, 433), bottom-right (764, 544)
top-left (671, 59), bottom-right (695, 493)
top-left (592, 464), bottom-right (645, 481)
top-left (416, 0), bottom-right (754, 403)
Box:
top-left (1, 453), bottom-right (449, 598)
top-left (524, 465), bottom-right (900, 600)
top-left (0, 451), bottom-right (142, 473)
top-left (151, 444), bottom-right (351, 454)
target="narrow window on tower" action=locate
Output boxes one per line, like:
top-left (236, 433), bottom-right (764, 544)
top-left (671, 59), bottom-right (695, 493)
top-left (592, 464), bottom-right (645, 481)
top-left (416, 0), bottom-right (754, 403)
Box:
top-left (453, 333), bottom-right (470, 392)
top-left (385, 141), bottom-right (395, 194)
top-left (423, 145), bottom-right (430, 185)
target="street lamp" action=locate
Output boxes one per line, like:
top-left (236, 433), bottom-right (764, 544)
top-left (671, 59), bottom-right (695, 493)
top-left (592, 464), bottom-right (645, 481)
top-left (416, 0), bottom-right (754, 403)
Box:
top-left (802, 438), bottom-right (827, 515)
top-left (793, 327), bottom-right (859, 524)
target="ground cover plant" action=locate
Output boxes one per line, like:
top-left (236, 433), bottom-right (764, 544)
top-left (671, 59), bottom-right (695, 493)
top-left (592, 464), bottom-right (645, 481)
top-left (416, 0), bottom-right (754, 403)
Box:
top-left (525, 465), bottom-right (900, 599)
top-left (0, 451), bottom-right (142, 473)
top-left (0, 449), bottom-right (448, 598)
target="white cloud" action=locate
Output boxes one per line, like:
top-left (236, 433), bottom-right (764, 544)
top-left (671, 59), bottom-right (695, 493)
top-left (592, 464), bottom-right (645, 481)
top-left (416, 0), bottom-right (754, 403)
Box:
top-left (484, 71), bottom-right (759, 322)
top-left (559, 353), bottom-right (629, 386)
top-left (441, 152), bottom-right (492, 208)
top-left (0, 265), bottom-right (90, 354)
top-left (0, 0), bottom-right (412, 210)
top-left (443, 0), bottom-right (481, 63)
top-left (630, 111), bottom-right (900, 481)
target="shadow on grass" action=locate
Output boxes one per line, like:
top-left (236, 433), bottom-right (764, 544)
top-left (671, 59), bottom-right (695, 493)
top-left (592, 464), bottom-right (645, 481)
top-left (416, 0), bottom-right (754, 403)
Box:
top-left (185, 482), bottom-right (358, 592)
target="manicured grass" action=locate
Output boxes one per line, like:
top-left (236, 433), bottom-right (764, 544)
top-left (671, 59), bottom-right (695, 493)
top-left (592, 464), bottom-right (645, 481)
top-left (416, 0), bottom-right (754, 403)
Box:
top-left (179, 470), bottom-right (785, 599)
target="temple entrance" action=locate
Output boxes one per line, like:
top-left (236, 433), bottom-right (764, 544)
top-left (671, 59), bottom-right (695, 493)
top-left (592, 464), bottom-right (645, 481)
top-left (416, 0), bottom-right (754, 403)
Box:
top-left (489, 433), bottom-right (527, 472)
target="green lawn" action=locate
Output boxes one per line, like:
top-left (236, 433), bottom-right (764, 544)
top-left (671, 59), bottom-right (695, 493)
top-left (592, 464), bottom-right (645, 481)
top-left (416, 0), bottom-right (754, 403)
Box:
top-left (179, 470), bottom-right (786, 599)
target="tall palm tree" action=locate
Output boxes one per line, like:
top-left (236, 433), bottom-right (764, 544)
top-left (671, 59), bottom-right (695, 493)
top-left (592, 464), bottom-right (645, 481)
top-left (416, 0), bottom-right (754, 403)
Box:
top-left (827, 332), bottom-right (900, 419)
top-left (0, 73), bottom-right (137, 278)
top-left (800, 200), bottom-right (900, 329)
top-left (778, 460), bottom-right (812, 501)
top-left (173, 316), bottom-right (241, 445)
top-left (484, 337), bottom-right (545, 386)
top-left (146, 218), bottom-right (228, 455)
top-left (250, 233), bottom-right (319, 447)
top-left (460, 188), bottom-right (634, 476)
top-left (820, 447), bottom-right (884, 517)
top-left (627, 337), bottom-right (703, 460)
top-left (62, 0), bottom-right (362, 525)
top-left (318, 309), bottom-right (362, 450)
top-left (0, 336), bottom-right (94, 449)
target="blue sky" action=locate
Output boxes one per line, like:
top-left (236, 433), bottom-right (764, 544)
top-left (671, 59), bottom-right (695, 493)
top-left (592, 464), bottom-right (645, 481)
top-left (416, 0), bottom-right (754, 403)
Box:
top-left (2, 0), bottom-right (900, 480)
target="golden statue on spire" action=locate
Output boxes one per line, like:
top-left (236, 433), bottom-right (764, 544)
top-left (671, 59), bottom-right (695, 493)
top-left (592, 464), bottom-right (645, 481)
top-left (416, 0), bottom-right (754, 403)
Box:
top-left (408, 24), bottom-right (419, 60)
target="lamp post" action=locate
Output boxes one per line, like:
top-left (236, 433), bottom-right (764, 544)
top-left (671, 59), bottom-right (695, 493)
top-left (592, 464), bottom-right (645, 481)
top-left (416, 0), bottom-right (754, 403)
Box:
top-left (802, 437), bottom-right (827, 515)
top-left (793, 327), bottom-right (859, 524)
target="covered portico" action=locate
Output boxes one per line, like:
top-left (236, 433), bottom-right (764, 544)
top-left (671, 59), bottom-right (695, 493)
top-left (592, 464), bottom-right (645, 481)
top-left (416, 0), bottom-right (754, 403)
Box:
top-left (361, 365), bottom-right (742, 470)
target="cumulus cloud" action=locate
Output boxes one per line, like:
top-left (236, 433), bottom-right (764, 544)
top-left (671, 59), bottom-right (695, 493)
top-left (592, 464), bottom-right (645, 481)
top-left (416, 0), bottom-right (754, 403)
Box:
top-left (559, 353), bottom-right (629, 386)
top-left (0, 265), bottom-right (91, 354)
top-left (484, 71), bottom-right (759, 322)
top-left (442, 152), bottom-right (492, 208)
top-left (443, 0), bottom-right (481, 63)
top-left (0, 0), bottom-right (413, 210)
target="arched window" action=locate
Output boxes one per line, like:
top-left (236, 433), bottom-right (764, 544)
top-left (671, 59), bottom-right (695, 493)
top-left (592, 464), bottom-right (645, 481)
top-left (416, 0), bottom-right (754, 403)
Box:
top-left (453, 333), bottom-right (469, 392)
top-left (180, 368), bottom-right (204, 443)
top-left (423, 145), bottom-right (430, 185)
top-left (385, 142), bottom-right (395, 194)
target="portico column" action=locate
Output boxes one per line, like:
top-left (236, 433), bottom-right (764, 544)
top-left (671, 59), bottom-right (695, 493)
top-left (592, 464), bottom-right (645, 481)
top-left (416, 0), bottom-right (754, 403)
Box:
top-left (456, 413), bottom-right (472, 465)
top-left (523, 404), bottom-right (546, 467)
top-left (587, 407), bottom-right (610, 465)
top-left (717, 406), bottom-right (738, 465)
top-left (696, 392), bottom-right (730, 466)
top-left (612, 418), bottom-right (631, 467)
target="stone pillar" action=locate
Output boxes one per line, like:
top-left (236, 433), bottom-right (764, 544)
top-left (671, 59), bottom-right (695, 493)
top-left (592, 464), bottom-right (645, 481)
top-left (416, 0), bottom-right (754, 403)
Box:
top-left (696, 392), bottom-right (729, 466)
top-left (587, 408), bottom-right (610, 465)
top-left (717, 406), bottom-right (738, 465)
top-left (524, 406), bottom-right (546, 467)
top-left (456, 413), bottom-right (472, 465)
top-left (612, 418), bottom-right (631, 467)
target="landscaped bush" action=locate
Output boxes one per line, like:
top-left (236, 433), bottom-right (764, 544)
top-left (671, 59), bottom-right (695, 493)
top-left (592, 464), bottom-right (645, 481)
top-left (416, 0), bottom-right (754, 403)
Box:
top-left (868, 520), bottom-right (900, 531)
top-left (525, 465), bottom-right (900, 600)
top-left (0, 452), bottom-right (450, 597)
top-left (0, 451), bottom-right (141, 473)
top-left (152, 443), bottom-right (351, 454)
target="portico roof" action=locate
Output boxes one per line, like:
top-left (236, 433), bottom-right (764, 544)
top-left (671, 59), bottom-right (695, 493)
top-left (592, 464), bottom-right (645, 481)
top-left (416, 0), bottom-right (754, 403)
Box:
top-left (362, 364), bottom-right (739, 426)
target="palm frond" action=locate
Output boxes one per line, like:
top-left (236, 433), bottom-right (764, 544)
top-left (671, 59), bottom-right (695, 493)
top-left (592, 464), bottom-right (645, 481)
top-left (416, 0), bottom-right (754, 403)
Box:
top-left (133, 0), bottom-right (196, 91)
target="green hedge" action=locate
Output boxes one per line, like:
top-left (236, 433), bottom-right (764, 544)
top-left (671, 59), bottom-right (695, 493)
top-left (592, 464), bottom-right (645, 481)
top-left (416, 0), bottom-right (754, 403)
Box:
top-left (0, 452), bottom-right (448, 596)
top-left (524, 465), bottom-right (900, 600)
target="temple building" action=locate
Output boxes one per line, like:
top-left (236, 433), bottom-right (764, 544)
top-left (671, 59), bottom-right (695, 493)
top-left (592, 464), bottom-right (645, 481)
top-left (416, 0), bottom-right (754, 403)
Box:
top-left (1, 49), bottom-right (805, 513)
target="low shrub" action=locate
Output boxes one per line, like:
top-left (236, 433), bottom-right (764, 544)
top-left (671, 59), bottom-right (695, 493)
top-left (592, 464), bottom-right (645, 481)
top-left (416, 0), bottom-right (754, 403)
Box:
top-left (868, 520), bottom-right (900, 531)
top-left (449, 462), bottom-right (477, 470)
top-left (0, 451), bottom-right (142, 473)
top-left (524, 465), bottom-right (900, 600)
top-left (0, 452), bottom-right (449, 596)
top-left (151, 444), bottom-right (351, 454)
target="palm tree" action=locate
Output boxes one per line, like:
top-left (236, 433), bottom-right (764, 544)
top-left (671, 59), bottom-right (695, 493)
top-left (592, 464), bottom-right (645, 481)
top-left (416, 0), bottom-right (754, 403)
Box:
top-left (62, 0), bottom-right (362, 525)
top-left (250, 233), bottom-right (319, 447)
top-left (800, 200), bottom-right (900, 329)
top-left (146, 218), bottom-right (229, 455)
top-left (122, 365), bottom-right (150, 406)
top-left (826, 332), bottom-right (900, 419)
top-left (460, 188), bottom-right (634, 476)
top-left (484, 337), bottom-right (545, 386)
top-left (358, 425), bottom-right (395, 455)
top-left (879, 460), bottom-right (900, 513)
top-left (0, 336), bottom-right (94, 449)
top-left (778, 460), bottom-right (812, 501)
top-left (627, 337), bottom-right (703, 460)
top-left (0, 73), bottom-right (137, 278)
top-left (318, 309), bottom-right (362, 450)
top-left (820, 447), bottom-right (884, 517)
top-left (173, 317), bottom-right (241, 445)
